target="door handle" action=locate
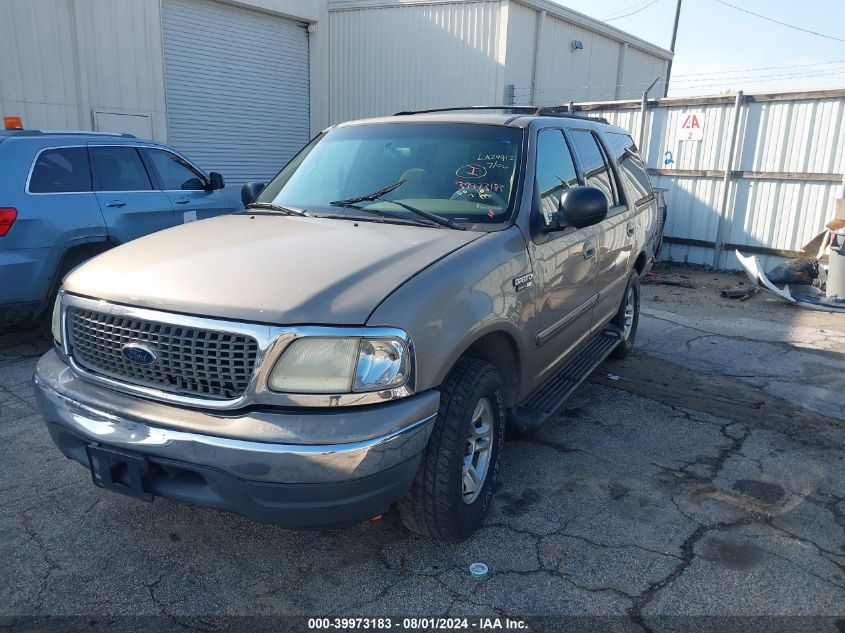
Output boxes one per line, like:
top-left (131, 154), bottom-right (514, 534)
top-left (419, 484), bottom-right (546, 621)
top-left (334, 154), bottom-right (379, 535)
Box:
top-left (626, 222), bottom-right (636, 236)
top-left (174, 198), bottom-right (191, 205)
top-left (105, 200), bottom-right (126, 208)
top-left (583, 240), bottom-right (596, 260)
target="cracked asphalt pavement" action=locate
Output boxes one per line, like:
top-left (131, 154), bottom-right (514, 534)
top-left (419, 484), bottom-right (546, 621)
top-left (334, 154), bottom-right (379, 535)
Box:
top-left (1, 264), bottom-right (844, 629)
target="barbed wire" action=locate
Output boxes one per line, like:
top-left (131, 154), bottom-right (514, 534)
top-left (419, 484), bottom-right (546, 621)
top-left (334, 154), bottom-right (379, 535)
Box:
top-left (670, 58), bottom-right (845, 79)
top-left (509, 67), bottom-right (845, 98)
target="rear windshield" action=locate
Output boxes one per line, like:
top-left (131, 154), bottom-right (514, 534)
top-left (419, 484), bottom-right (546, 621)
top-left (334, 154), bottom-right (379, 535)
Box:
top-left (256, 123), bottom-right (524, 228)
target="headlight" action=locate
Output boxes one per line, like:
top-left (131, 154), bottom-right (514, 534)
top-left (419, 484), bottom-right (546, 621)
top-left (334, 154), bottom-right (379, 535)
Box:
top-left (268, 335), bottom-right (410, 394)
top-left (50, 293), bottom-right (63, 345)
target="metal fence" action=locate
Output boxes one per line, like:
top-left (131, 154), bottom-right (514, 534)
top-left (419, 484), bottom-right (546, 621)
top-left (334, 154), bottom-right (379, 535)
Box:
top-left (567, 88), bottom-right (845, 270)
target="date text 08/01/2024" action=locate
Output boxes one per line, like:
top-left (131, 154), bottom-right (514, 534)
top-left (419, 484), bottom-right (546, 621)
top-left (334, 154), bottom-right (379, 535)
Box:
top-left (307, 617), bottom-right (529, 630)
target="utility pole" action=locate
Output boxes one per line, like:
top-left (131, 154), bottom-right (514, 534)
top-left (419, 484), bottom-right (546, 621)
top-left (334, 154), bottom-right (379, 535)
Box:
top-left (663, 0), bottom-right (682, 97)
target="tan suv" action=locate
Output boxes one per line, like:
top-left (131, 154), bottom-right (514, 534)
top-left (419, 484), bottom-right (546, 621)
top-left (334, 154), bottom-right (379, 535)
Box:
top-left (34, 107), bottom-right (664, 541)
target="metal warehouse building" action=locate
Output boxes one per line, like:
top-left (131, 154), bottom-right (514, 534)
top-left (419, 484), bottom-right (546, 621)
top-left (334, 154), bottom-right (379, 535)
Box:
top-left (0, 0), bottom-right (671, 184)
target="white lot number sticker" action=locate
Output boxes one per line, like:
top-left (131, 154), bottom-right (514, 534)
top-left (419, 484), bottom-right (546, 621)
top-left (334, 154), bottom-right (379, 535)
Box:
top-left (678, 112), bottom-right (704, 141)
top-left (183, 210), bottom-right (197, 223)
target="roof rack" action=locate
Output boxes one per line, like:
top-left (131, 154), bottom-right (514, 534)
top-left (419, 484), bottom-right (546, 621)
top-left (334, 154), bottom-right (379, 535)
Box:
top-left (0, 129), bottom-right (136, 138)
top-left (393, 105), bottom-right (608, 124)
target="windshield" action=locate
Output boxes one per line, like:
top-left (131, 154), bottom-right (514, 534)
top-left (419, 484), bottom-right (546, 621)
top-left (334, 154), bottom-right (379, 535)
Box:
top-left (255, 123), bottom-right (524, 228)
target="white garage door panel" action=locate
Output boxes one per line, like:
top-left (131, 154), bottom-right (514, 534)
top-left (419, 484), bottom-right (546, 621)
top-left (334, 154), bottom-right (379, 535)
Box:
top-left (162, 0), bottom-right (310, 186)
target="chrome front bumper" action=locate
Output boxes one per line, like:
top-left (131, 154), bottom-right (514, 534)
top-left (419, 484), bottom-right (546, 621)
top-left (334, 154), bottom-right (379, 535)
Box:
top-left (34, 350), bottom-right (440, 527)
top-left (34, 349), bottom-right (439, 485)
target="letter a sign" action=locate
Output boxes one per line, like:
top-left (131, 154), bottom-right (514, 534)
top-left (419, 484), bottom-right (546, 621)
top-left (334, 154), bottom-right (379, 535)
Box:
top-left (678, 112), bottom-right (704, 141)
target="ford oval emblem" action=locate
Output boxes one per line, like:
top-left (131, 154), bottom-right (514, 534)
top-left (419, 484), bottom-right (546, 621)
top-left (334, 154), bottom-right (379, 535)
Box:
top-left (121, 343), bottom-right (157, 365)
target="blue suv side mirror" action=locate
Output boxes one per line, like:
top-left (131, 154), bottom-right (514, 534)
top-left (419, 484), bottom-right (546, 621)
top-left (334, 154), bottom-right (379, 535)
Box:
top-left (207, 172), bottom-right (225, 191)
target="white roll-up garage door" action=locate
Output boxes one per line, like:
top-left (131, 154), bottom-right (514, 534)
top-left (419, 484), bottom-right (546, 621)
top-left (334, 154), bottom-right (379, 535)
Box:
top-left (162, 0), bottom-right (310, 186)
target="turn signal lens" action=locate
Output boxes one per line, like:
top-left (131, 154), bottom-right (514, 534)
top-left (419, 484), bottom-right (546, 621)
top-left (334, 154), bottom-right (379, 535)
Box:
top-left (0, 208), bottom-right (16, 236)
top-left (51, 293), bottom-right (63, 345)
top-left (353, 338), bottom-right (408, 391)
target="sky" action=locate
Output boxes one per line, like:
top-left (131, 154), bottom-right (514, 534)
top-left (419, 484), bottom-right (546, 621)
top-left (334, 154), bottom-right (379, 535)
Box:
top-left (554, 0), bottom-right (845, 97)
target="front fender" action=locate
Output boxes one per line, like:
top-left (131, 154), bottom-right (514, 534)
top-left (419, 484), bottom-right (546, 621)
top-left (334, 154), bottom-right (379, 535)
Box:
top-left (367, 228), bottom-right (534, 393)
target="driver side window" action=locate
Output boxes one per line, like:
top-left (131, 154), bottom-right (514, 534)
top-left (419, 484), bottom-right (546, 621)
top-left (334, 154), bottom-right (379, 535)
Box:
top-left (145, 148), bottom-right (206, 191)
top-left (535, 130), bottom-right (579, 226)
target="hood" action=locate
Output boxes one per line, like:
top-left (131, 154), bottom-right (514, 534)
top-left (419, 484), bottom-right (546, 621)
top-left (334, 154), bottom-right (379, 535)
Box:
top-left (64, 214), bottom-right (481, 325)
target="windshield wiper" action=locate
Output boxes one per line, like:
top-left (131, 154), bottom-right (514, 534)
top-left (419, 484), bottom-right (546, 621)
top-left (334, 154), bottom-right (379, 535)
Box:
top-left (245, 202), bottom-right (308, 216)
top-left (329, 205), bottom-right (439, 228)
top-left (330, 181), bottom-right (464, 230)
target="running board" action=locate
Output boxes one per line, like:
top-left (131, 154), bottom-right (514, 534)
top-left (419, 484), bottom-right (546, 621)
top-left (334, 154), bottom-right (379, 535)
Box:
top-left (509, 326), bottom-right (623, 436)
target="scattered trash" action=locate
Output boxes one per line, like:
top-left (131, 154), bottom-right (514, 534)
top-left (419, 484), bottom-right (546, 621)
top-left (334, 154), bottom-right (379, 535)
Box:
top-left (737, 251), bottom-right (845, 313)
top-left (765, 258), bottom-right (818, 286)
top-left (606, 373), bottom-right (620, 381)
top-left (735, 200), bottom-right (845, 313)
top-left (469, 563), bottom-right (488, 579)
top-left (641, 275), bottom-right (696, 289)
top-left (719, 287), bottom-right (758, 301)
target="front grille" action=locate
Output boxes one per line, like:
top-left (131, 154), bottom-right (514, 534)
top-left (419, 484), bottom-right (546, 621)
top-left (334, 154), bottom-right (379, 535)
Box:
top-left (67, 307), bottom-right (259, 400)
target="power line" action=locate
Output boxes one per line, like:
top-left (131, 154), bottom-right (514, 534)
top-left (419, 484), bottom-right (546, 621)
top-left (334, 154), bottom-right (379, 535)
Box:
top-left (510, 65), bottom-right (845, 99)
top-left (513, 64), bottom-right (845, 91)
top-left (605, 0), bottom-right (660, 21)
top-left (670, 64), bottom-right (845, 84)
top-left (671, 58), bottom-right (845, 79)
top-left (670, 68), bottom-right (845, 92)
top-left (711, 0), bottom-right (845, 44)
top-left (601, 0), bottom-right (657, 21)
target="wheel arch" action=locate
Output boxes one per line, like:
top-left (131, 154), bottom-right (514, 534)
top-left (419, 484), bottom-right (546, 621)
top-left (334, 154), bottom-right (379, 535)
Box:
top-left (43, 239), bottom-right (117, 311)
top-left (634, 250), bottom-right (648, 276)
top-left (446, 327), bottom-right (522, 408)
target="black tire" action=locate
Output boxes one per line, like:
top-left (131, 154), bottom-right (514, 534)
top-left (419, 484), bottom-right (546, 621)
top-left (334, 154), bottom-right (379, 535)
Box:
top-left (610, 270), bottom-right (640, 360)
top-left (399, 357), bottom-right (506, 541)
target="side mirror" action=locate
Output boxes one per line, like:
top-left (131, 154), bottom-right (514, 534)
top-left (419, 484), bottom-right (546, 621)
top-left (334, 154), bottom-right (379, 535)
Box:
top-left (553, 186), bottom-right (608, 230)
top-left (207, 172), bottom-right (225, 191)
top-left (241, 181), bottom-right (266, 207)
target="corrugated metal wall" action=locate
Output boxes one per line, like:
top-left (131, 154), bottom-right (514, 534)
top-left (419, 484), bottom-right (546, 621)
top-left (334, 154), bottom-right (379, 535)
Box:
top-left (532, 12), bottom-right (623, 103)
top-left (621, 47), bottom-right (666, 100)
top-left (0, 0), bottom-right (168, 139)
top-left (162, 0), bottom-right (311, 184)
top-left (502, 1), bottom-right (536, 96)
top-left (328, 2), bottom-right (505, 123)
top-left (327, 0), bottom-right (670, 122)
top-left (506, 1), bottom-right (669, 106)
top-left (584, 91), bottom-right (845, 270)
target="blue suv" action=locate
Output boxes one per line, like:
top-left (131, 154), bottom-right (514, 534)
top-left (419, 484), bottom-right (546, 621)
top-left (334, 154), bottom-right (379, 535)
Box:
top-left (0, 130), bottom-right (242, 326)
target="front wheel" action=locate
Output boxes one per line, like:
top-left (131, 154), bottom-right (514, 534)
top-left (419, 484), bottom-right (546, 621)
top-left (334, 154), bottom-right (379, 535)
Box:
top-left (398, 358), bottom-right (506, 541)
top-left (610, 271), bottom-right (640, 359)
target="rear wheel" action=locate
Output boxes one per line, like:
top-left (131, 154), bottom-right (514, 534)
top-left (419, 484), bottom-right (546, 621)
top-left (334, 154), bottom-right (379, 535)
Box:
top-left (610, 271), bottom-right (640, 359)
top-left (399, 357), bottom-right (506, 541)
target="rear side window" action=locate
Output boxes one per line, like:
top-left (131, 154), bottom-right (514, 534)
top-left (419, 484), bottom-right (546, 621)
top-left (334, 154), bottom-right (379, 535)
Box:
top-left (29, 147), bottom-right (92, 193)
top-left (605, 132), bottom-right (652, 205)
top-left (145, 148), bottom-right (206, 191)
top-left (569, 130), bottom-right (618, 206)
top-left (535, 129), bottom-right (579, 226)
top-left (90, 146), bottom-right (153, 192)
